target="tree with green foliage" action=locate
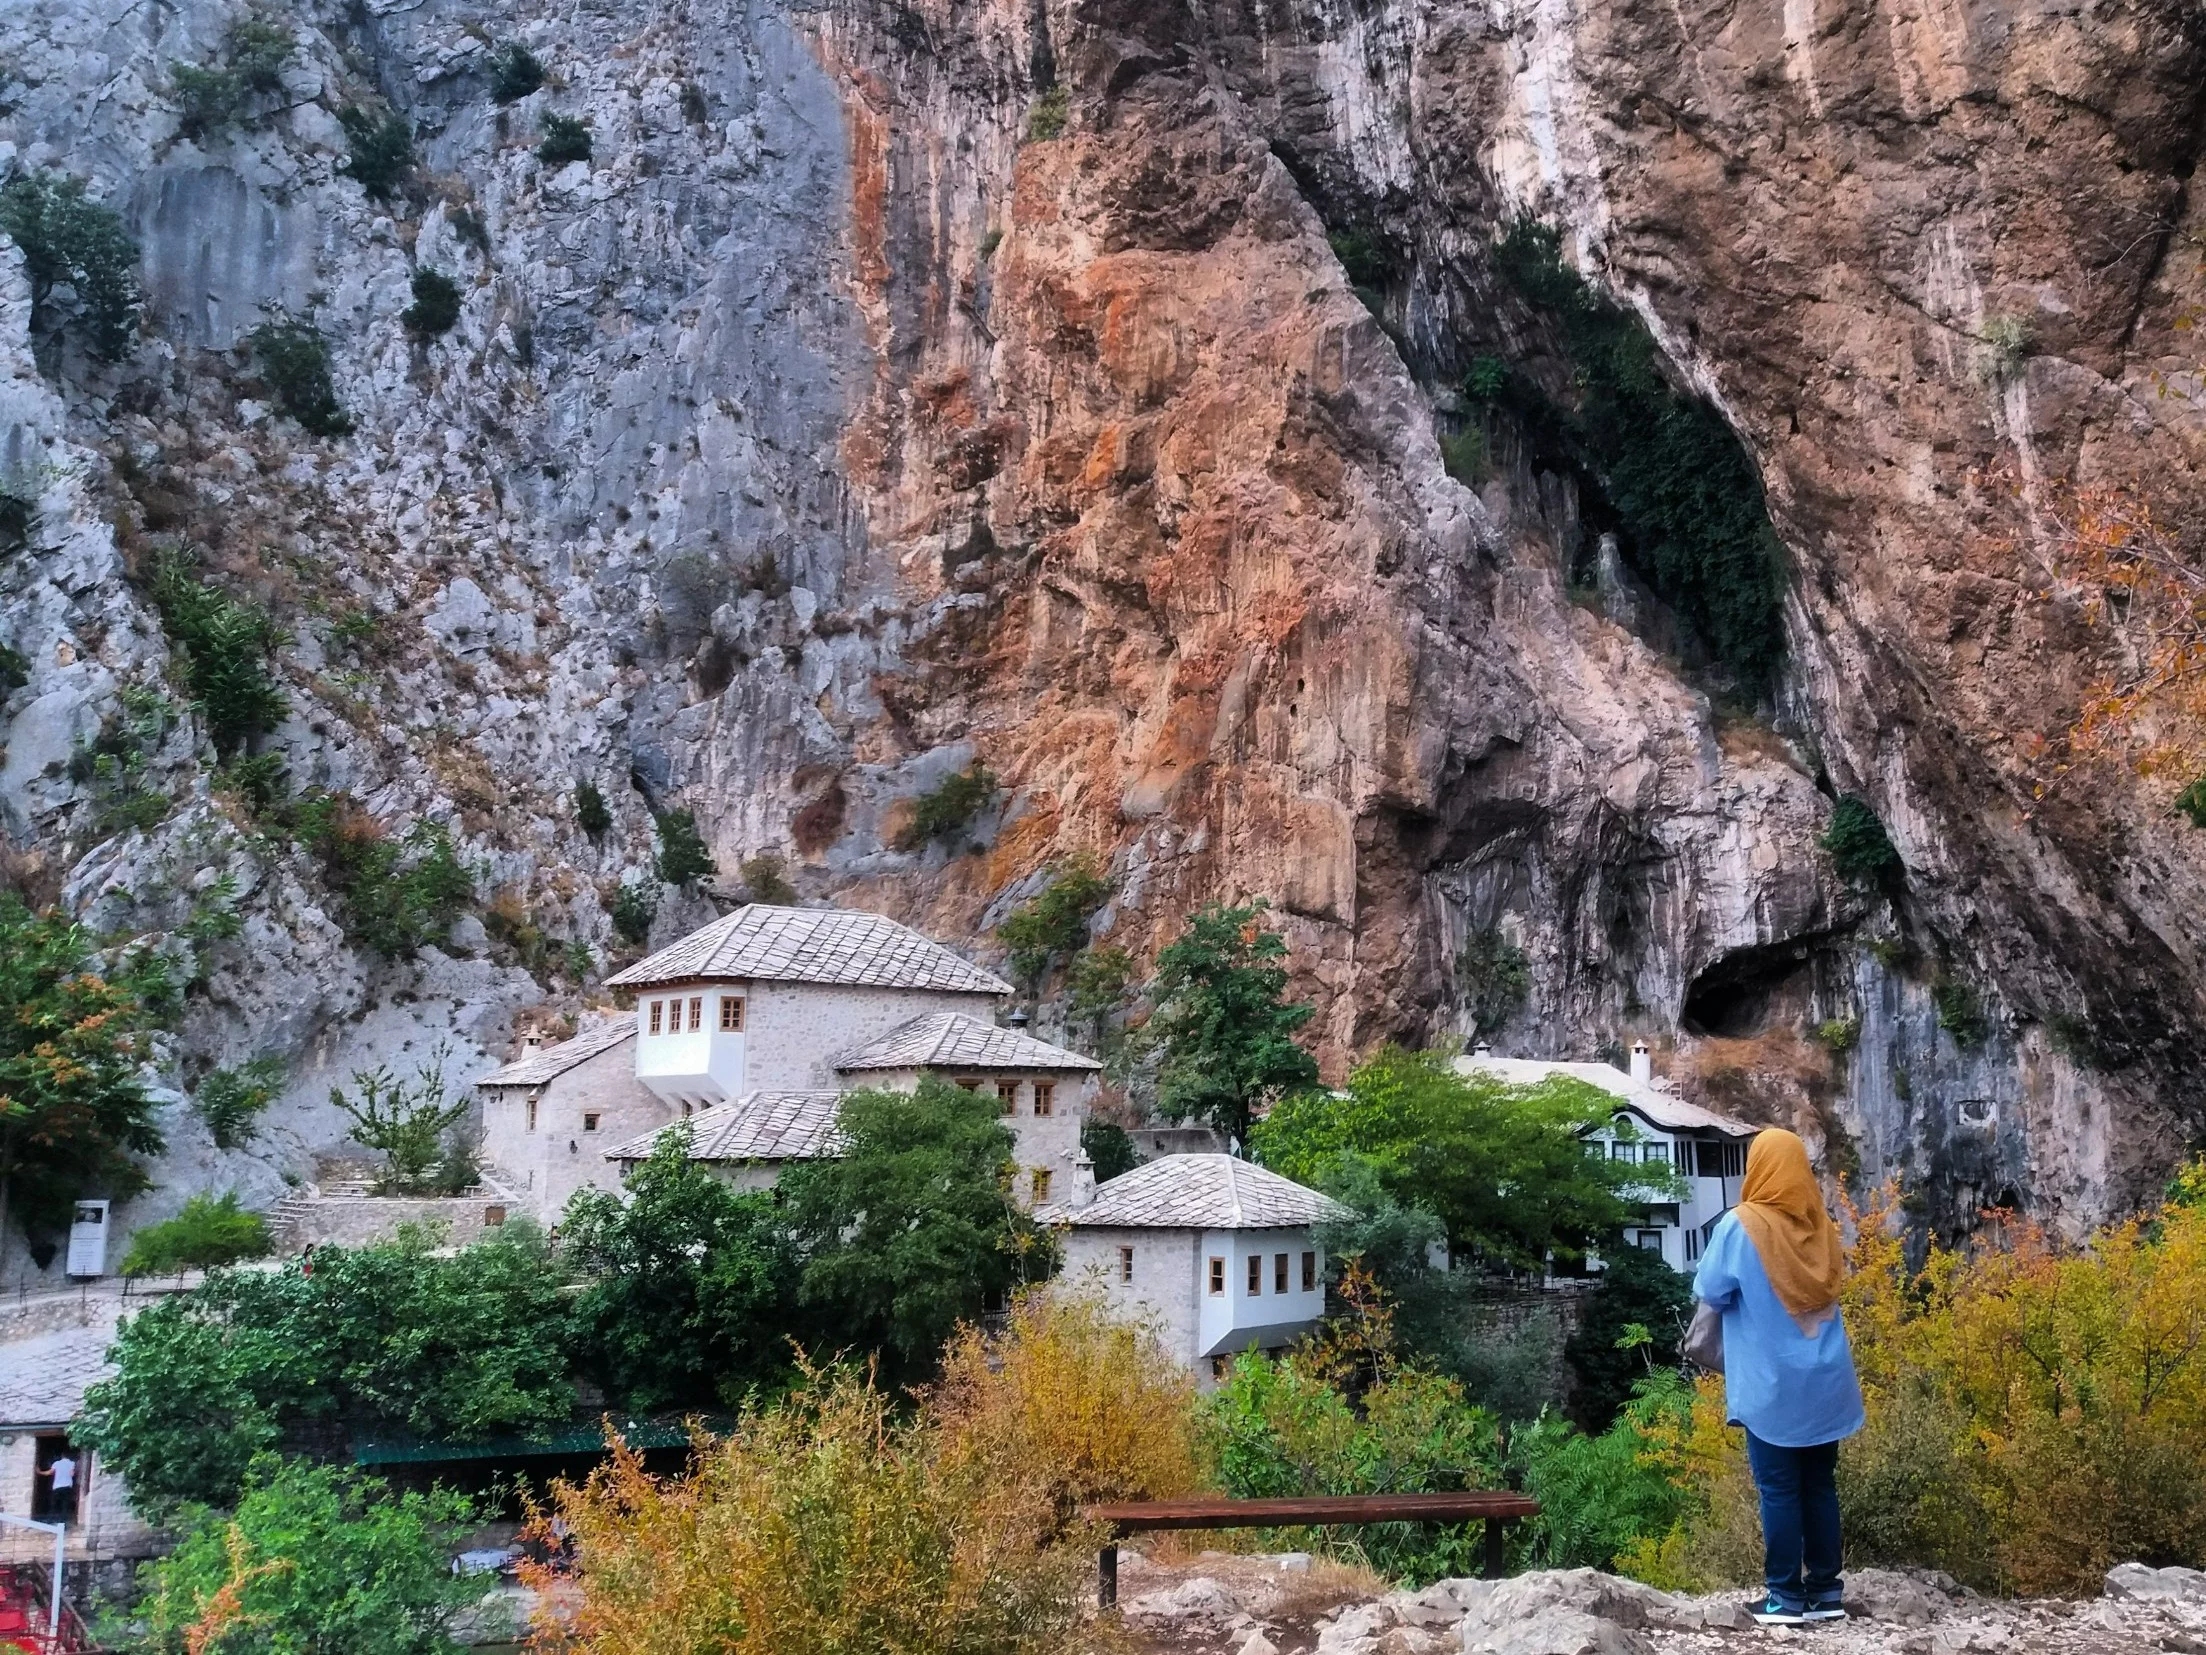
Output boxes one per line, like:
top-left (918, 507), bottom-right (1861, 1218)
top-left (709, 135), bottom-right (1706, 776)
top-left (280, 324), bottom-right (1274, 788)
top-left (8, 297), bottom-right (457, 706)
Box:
top-left (1146, 900), bottom-right (1318, 1147)
top-left (537, 113), bottom-right (592, 166)
top-left (328, 1049), bottom-right (467, 1192)
top-left (293, 794), bottom-right (475, 957)
top-left (654, 806), bottom-right (715, 886)
top-left (79, 1226), bottom-right (575, 1515)
top-left (0, 168), bottom-right (141, 360)
top-left (1455, 926), bottom-right (1530, 1036)
top-left (1562, 1241), bottom-right (1692, 1430)
top-left (1507, 1373), bottom-right (1694, 1570)
top-left (781, 1077), bottom-right (1051, 1384)
top-left (1065, 943), bottom-right (1135, 1061)
top-left (400, 268), bottom-right (462, 338)
top-left (1024, 84), bottom-right (1069, 142)
top-left (337, 107), bottom-right (415, 200)
top-left (1820, 793), bottom-right (1902, 887)
top-left (1080, 1115), bottom-right (1138, 1184)
top-left (132, 1458), bottom-right (485, 1655)
top-left (147, 548), bottom-right (290, 754)
top-left (1491, 220), bottom-right (1786, 693)
top-left (574, 778), bottom-right (611, 839)
top-left (561, 1123), bottom-right (801, 1410)
top-left (169, 18), bottom-right (294, 141)
top-left (248, 319), bottom-right (351, 436)
top-left (997, 855), bottom-right (1110, 992)
top-left (1253, 1046), bottom-right (1666, 1268)
top-left (192, 1057), bottom-right (285, 1150)
top-left (892, 761), bottom-right (998, 851)
top-left (0, 896), bottom-right (166, 1256)
top-left (609, 879), bottom-right (657, 945)
top-left (738, 851), bottom-right (796, 904)
top-left (487, 42), bottom-right (546, 104)
top-left (120, 1193), bottom-right (272, 1277)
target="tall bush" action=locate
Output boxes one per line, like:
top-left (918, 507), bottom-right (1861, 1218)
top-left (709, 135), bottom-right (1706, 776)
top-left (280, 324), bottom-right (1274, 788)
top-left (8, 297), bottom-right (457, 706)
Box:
top-left (147, 547), bottom-right (290, 754)
top-left (249, 319), bottom-right (352, 436)
top-left (120, 1193), bottom-right (272, 1277)
top-left (0, 169), bottom-right (141, 360)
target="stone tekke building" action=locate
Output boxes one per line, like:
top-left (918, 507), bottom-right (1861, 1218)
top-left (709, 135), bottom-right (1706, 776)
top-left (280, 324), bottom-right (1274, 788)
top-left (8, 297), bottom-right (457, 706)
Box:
top-left (476, 904), bottom-right (1099, 1218)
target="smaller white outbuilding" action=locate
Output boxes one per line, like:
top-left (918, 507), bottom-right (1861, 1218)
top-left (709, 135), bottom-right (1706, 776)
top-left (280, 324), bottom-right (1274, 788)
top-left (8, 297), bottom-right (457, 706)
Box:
top-left (1040, 1154), bottom-right (1350, 1385)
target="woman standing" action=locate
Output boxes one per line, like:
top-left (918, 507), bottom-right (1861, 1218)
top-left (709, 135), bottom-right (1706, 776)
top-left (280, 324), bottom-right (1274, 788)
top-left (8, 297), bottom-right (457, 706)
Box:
top-left (1691, 1128), bottom-right (1865, 1625)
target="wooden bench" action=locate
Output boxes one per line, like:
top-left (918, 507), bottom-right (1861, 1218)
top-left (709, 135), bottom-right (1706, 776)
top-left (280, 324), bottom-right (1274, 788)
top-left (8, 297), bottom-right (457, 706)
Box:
top-left (1080, 1491), bottom-right (1542, 1608)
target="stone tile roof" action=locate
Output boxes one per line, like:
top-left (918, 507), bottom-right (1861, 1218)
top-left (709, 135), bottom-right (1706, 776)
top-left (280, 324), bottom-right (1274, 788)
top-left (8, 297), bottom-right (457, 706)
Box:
top-left (477, 1019), bottom-right (634, 1087)
top-left (604, 904), bottom-right (1012, 994)
top-left (0, 1312), bottom-right (122, 1426)
top-left (1040, 1154), bottom-right (1349, 1231)
top-left (835, 1012), bottom-right (1102, 1074)
top-left (603, 1090), bottom-right (845, 1164)
top-left (1455, 1055), bottom-right (1757, 1137)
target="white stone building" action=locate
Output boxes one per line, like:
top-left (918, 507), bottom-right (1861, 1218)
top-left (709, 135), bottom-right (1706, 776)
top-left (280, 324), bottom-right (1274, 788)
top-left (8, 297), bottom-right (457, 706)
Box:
top-left (477, 905), bottom-right (1099, 1218)
top-left (1040, 1154), bottom-right (1349, 1385)
top-left (1455, 1042), bottom-right (1756, 1274)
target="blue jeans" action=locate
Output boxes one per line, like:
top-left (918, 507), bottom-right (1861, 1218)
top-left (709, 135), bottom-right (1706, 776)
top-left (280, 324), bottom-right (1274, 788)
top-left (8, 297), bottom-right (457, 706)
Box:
top-left (1744, 1431), bottom-right (1842, 1607)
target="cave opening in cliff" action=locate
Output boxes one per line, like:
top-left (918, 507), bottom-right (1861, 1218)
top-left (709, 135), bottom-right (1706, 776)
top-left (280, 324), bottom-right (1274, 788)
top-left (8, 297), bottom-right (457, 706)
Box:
top-left (1681, 940), bottom-right (1819, 1038)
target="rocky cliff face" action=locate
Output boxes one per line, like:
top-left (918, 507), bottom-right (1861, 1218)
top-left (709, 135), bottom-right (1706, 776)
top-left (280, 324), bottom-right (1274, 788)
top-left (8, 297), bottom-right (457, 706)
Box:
top-left (3, 0), bottom-right (2201, 1274)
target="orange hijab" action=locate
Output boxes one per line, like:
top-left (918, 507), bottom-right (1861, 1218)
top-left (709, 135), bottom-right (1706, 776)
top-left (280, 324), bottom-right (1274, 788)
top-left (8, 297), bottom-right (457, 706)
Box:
top-left (1734, 1129), bottom-right (1845, 1326)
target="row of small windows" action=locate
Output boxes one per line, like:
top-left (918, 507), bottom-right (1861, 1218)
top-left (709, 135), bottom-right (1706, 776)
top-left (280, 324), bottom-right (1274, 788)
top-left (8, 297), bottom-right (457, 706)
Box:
top-left (1204, 1251), bottom-right (1317, 1297)
top-left (1597, 1137), bottom-right (1746, 1179)
top-left (645, 996), bottom-right (745, 1035)
top-left (953, 1078), bottom-right (1055, 1116)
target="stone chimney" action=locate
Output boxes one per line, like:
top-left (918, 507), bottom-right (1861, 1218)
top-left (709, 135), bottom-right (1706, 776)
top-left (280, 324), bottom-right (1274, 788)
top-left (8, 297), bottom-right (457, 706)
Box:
top-left (1629, 1039), bottom-right (1653, 1085)
top-left (1472, 1040), bottom-right (1493, 1058)
top-left (522, 1032), bottom-right (544, 1055)
top-left (1069, 1148), bottom-right (1096, 1209)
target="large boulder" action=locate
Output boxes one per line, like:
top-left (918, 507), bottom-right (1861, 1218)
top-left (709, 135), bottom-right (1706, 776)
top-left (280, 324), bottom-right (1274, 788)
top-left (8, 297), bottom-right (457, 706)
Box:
top-left (2105, 1564), bottom-right (2206, 1605)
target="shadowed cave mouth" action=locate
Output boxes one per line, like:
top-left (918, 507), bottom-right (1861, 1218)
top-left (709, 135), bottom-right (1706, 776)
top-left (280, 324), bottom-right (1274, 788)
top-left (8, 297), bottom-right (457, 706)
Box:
top-left (1681, 939), bottom-right (1822, 1038)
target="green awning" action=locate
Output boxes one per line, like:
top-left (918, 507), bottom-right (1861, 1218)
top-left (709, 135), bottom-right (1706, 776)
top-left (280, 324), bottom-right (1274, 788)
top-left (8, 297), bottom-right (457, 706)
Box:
top-left (352, 1417), bottom-right (706, 1465)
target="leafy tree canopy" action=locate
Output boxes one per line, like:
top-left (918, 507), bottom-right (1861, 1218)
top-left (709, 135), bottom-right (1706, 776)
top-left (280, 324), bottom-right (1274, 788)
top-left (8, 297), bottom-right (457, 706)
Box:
top-left (780, 1077), bottom-right (1051, 1384)
top-left (997, 856), bottom-right (1109, 993)
top-left (1079, 1116), bottom-right (1138, 1184)
top-left (0, 895), bottom-right (166, 1251)
top-left (0, 169), bottom-right (141, 360)
top-left (1252, 1046), bottom-right (1668, 1268)
top-left (1146, 900), bottom-right (1318, 1147)
top-left (79, 1225), bottom-right (574, 1515)
top-left (561, 1123), bottom-right (800, 1411)
top-left (1562, 1240), bottom-right (1692, 1430)
top-left (120, 1193), bottom-right (272, 1278)
top-left (130, 1457), bottom-right (485, 1655)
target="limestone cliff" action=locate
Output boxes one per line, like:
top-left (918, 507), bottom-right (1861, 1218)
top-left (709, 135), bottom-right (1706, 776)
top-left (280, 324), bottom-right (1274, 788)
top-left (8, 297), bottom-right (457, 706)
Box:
top-left (2, 0), bottom-right (2200, 1275)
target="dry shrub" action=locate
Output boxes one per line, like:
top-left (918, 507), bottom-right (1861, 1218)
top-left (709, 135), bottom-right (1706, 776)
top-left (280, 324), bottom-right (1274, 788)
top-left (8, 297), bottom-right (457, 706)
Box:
top-left (1635, 1179), bottom-right (2206, 1596)
top-left (929, 1289), bottom-right (1203, 1514)
top-left (533, 1360), bottom-right (1101, 1655)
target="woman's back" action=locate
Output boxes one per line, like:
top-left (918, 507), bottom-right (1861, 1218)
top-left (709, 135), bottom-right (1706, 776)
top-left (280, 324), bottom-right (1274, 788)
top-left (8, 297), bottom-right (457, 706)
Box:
top-left (1693, 1209), bottom-right (1864, 1449)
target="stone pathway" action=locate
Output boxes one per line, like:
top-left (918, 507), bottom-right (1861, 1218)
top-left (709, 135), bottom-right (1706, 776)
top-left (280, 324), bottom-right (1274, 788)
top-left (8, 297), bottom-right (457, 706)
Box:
top-left (1110, 1554), bottom-right (2206, 1655)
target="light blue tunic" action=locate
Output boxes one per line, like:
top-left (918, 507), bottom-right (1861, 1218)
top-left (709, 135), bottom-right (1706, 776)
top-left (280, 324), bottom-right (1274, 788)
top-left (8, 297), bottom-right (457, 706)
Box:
top-left (1692, 1209), bottom-right (1865, 1448)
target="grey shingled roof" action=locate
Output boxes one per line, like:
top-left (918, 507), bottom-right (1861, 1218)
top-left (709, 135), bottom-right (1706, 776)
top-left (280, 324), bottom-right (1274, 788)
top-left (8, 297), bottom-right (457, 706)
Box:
top-left (477, 1020), bottom-right (634, 1087)
top-left (836, 1012), bottom-right (1102, 1075)
top-left (604, 1090), bottom-right (845, 1164)
top-left (604, 905), bottom-right (1012, 995)
top-left (1455, 1055), bottom-right (1756, 1137)
top-left (1043, 1154), bottom-right (1349, 1231)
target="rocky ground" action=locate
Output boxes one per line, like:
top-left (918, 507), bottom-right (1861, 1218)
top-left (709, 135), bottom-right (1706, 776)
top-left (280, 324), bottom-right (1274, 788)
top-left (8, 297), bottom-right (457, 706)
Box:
top-left (1110, 1552), bottom-right (2206, 1655)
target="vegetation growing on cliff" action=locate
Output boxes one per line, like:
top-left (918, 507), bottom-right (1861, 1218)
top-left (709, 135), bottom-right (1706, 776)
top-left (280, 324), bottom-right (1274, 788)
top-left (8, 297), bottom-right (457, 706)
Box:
top-left (1455, 926), bottom-right (1530, 1036)
top-left (147, 548), bottom-right (290, 754)
top-left (1489, 221), bottom-right (1787, 694)
top-left (0, 169), bottom-right (141, 361)
top-left (653, 806), bottom-right (715, 886)
top-left (894, 760), bottom-right (998, 850)
top-left (998, 855), bottom-right (1110, 993)
top-left (486, 42), bottom-right (545, 105)
top-left (537, 113), bottom-right (592, 167)
top-left (248, 319), bottom-right (352, 436)
top-left (168, 17), bottom-right (294, 142)
top-left (1818, 793), bottom-right (1902, 888)
top-left (293, 793), bottom-right (475, 957)
top-left (1147, 900), bottom-right (1319, 1147)
top-left (400, 268), bottom-right (461, 338)
top-left (337, 107), bottom-right (415, 200)
top-left (0, 896), bottom-right (167, 1255)
top-left (192, 1057), bottom-right (286, 1149)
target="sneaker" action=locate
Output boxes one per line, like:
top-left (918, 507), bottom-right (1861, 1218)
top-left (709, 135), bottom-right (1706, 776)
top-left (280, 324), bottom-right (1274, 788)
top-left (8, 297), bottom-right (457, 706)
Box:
top-left (1750, 1595), bottom-right (1808, 1625)
top-left (1802, 1596), bottom-right (1847, 1622)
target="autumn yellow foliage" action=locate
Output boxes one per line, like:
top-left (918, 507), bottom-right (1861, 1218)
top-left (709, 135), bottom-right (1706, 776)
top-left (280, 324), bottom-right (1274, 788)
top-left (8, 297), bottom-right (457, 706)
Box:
top-left (1631, 1177), bottom-right (2206, 1597)
top-left (533, 1291), bottom-right (1200, 1655)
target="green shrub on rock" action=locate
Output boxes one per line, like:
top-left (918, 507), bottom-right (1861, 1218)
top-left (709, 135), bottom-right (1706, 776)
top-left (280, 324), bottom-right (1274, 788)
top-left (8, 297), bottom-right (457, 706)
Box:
top-left (1818, 793), bottom-right (1901, 887)
top-left (337, 107), bottom-right (415, 201)
top-left (536, 113), bottom-right (592, 166)
top-left (147, 547), bottom-right (290, 755)
top-left (654, 807), bottom-right (715, 886)
top-left (248, 318), bottom-right (351, 436)
top-left (120, 1192), bottom-right (272, 1276)
top-left (487, 42), bottom-right (546, 105)
top-left (400, 267), bottom-right (461, 338)
top-left (0, 169), bottom-right (141, 360)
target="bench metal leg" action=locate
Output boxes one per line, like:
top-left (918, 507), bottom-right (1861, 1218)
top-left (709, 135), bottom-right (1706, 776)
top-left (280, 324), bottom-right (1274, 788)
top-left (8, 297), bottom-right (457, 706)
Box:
top-left (1483, 1516), bottom-right (1509, 1579)
top-left (1099, 1542), bottom-right (1118, 1609)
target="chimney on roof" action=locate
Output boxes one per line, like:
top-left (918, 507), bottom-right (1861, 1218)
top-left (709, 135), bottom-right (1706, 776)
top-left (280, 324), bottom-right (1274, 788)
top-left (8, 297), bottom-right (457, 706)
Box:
top-left (1070, 1148), bottom-right (1096, 1209)
top-left (1007, 1007), bottom-right (1030, 1029)
top-left (523, 1033), bottom-right (544, 1054)
top-left (1629, 1039), bottom-right (1653, 1085)
top-left (1472, 1040), bottom-right (1493, 1058)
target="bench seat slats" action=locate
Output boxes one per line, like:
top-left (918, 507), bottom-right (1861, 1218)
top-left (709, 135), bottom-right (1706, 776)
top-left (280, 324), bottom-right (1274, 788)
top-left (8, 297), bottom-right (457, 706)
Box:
top-left (1084, 1492), bottom-right (1541, 1530)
